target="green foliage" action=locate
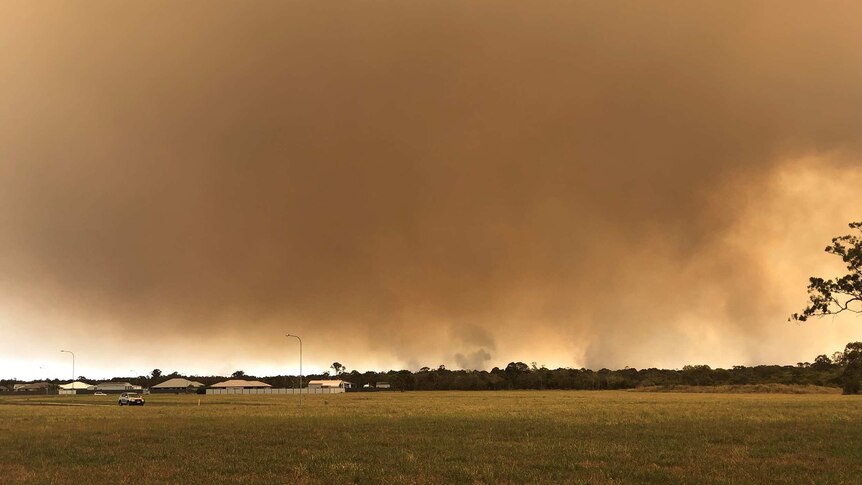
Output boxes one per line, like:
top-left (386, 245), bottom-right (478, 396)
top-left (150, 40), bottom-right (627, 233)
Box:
top-left (281, 347), bottom-right (849, 392)
top-left (792, 221), bottom-right (862, 322)
top-left (811, 354), bottom-right (833, 371)
top-left (841, 342), bottom-right (862, 394)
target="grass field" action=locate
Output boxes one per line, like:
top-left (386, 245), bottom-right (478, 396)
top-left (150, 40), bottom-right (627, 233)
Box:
top-left (1, 391), bottom-right (861, 484)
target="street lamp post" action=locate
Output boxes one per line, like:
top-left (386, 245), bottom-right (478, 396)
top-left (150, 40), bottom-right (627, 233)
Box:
top-left (286, 334), bottom-right (302, 405)
top-left (60, 350), bottom-right (75, 383)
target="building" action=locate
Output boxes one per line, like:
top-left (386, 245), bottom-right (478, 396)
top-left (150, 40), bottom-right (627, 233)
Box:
top-left (13, 382), bottom-right (52, 392)
top-left (375, 382), bottom-right (391, 389)
top-left (307, 379), bottom-right (353, 389)
top-left (92, 382), bottom-right (143, 392)
top-left (59, 381), bottom-right (90, 390)
top-left (210, 379), bottom-right (272, 389)
top-left (151, 378), bottom-right (205, 393)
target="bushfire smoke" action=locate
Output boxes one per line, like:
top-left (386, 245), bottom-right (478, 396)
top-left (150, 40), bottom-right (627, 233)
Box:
top-left (2, 1), bottom-right (861, 378)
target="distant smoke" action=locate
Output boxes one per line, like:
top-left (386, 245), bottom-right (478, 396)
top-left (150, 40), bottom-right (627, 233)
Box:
top-left (1, 2), bottom-right (861, 376)
top-left (455, 349), bottom-right (493, 371)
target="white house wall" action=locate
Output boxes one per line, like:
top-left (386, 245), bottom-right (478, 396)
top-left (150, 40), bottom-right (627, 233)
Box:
top-left (205, 387), bottom-right (345, 395)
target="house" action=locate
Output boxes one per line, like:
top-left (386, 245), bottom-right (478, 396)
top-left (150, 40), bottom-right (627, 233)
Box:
top-left (307, 379), bottom-right (353, 389)
top-left (375, 382), bottom-right (391, 389)
top-left (0, 385), bottom-right (7, 391)
top-left (59, 381), bottom-right (90, 390)
top-left (151, 378), bottom-right (205, 392)
top-left (210, 379), bottom-right (271, 389)
top-left (92, 382), bottom-right (142, 392)
top-left (13, 382), bottom-right (52, 392)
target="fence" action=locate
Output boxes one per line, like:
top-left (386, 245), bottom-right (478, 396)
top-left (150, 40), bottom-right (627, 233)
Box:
top-left (56, 389), bottom-right (139, 395)
top-left (206, 387), bottom-right (345, 395)
top-left (0, 389), bottom-right (57, 396)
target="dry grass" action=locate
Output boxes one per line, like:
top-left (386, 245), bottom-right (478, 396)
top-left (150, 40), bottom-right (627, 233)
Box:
top-left (1, 391), bottom-right (861, 484)
top-left (632, 384), bottom-right (842, 394)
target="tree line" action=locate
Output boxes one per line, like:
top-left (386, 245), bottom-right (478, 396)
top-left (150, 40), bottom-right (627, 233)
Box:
top-left (5, 341), bottom-right (860, 394)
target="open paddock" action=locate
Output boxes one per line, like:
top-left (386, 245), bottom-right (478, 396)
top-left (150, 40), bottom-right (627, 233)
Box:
top-left (1, 391), bottom-right (861, 484)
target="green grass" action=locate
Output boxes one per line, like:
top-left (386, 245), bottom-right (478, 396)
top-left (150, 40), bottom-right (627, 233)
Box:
top-left (1, 391), bottom-right (861, 484)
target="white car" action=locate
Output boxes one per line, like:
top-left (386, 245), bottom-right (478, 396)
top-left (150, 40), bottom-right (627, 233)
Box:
top-left (118, 392), bottom-right (145, 406)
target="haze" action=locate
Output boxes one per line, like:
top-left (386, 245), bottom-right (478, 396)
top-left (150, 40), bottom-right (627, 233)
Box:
top-left (2, 1), bottom-right (861, 380)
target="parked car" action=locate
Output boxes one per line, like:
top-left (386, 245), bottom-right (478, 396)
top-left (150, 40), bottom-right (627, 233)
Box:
top-left (118, 392), bottom-right (145, 406)
top-left (94, 392), bottom-right (107, 396)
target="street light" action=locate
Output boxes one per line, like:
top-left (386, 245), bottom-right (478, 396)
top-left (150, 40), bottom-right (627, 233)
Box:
top-left (60, 350), bottom-right (75, 383)
top-left (286, 334), bottom-right (302, 405)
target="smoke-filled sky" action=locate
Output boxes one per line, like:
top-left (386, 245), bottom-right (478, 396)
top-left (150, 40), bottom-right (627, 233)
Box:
top-left (2, 1), bottom-right (862, 381)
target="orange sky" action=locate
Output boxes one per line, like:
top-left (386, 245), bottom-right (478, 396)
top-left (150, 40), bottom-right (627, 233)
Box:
top-left (1, 2), bottom-right (861, 380)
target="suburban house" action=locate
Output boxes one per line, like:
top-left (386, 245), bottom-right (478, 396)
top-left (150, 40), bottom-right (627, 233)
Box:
top-left (307, 379), bottom-right (353, 389)
top-left (91, 382), bottom-right (143, 392)
top-left (151, 378), bottom-right (205, 393)
top-left (13, 382), bottom-right (52, 392)
top-left (12, 382), bottom-right (53, 392)
top-left (59, 381), bottom-right (91, 390)
top-left (0, 385), bottom-right (7, 391)
top-left (210, 379), bottom-right (272, 389)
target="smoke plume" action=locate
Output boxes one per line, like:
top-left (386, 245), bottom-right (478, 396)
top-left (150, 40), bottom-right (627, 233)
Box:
top-left (1, 1), bottom-right (861, 377)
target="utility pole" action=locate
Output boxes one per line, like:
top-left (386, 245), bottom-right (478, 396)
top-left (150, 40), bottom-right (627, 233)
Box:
top-left (286, 334), bottom-right (303, 405)
top-left (60, 350), bottom-right (75, 384)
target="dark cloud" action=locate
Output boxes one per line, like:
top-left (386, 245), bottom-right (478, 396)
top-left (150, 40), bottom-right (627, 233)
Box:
top-left (1, 1), bottom-right (861, 374)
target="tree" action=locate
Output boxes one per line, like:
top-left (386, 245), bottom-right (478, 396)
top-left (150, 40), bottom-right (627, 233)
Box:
top-left (811, 354), bottom-right (833, 371)
top-left (392, 370), bottom-right (414, 391)
top-left (504, 362), bottom-right (530, 388)
top-left (505, 362), bottom-right (530, 374)
top-left (840, 342), bottom-right (862, 395)
top-left (151, 369), bottom-right (162, 379)
top-left (331, 362), bottom-right (345, 376)
top-left (232, 370), bottom-right (246, 378)
top-left (791, 221), bottom-right (862, 322)
top-left (682, 365), bottom-right (713, 386)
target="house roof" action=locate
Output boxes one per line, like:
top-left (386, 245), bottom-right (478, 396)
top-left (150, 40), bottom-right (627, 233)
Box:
top-left (96, 381), bottom-right (133, 386)
top-left (210, 379), bottom-right (271, 388)
top-left (152, 378), bottom-right (204, 389)
top-left (307, 380), bottom-right (352, 387)
top-left (59, 381), bottom-right (90, 390)
top-left (14, 382), bottom-right (51, 390)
